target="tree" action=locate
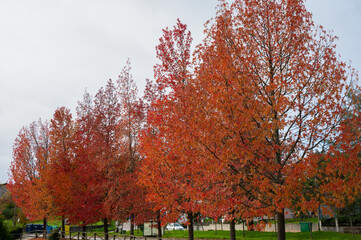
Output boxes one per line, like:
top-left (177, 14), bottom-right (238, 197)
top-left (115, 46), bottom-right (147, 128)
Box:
top-left (104, 60), bottom-right (153, 236)
top-left (8, 120), bottom-right (54, 232)
top-left (187, 0), bottom-right (358, 239)
top-left (139, 19), bottom-right (202, 240)
top-left (68, 89), bottom-right (101, 229)
top-left (71, 85), bottom-right (119, 239)
top-left (48, 106), bottom-right (76, 237)
top-left (92, 80), bottom-right (123, 240)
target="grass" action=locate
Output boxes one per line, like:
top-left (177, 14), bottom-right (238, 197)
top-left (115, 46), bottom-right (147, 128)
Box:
top-left (90, 222), bottom-right (116, 233)
top-left (163, 230), bottom-right (361, 240)
top-left (264, 217), bottom-right (318, 224)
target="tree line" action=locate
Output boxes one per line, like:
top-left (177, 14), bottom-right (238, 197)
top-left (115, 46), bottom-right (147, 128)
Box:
top-left (8, 1), bottom-right (361, 240)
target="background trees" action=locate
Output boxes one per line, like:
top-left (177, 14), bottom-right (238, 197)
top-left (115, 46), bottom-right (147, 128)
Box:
top-left (8, 61), bottom-right (151, 237)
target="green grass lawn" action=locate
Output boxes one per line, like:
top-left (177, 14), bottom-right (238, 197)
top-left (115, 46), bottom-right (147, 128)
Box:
top-left (163, 230), bottom-right (361, 240)
top-left (264, 218), bottom-right (318, 224)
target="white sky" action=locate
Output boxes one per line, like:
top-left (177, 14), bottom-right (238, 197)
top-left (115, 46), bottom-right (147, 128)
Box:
top-left (1, 0), bottom-right (360, 183)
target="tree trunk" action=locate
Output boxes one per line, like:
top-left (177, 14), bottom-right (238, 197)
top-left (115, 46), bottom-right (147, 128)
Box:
top-left (317, 205), bottom-right (321, 231)
top-left (130, 213), bottom-right (135, 236)
top-left (215, 219), bottom-right (217, 235)
top-left (277, 209), bottom-right (285, 240)
top-left (274, 214), bottom-right (277, 238)
top-left (349, 215), bottom-right (355, 239)
top-left (157, 210), bottom-right (162, 240)
top-left (82, 223), bottom-right (86, 240)
top-left (43, 217), bottom-right (47, 238)
top-left (61, 216), bottom-right (65, 239)
top-left (242, 220), bottom-right (246, 238)
top-left (230, 218), bottom-right (236, 240)
top-left (335, 218), bottom-right (339, 232)
top-left (187, 211), bottom-right (194, 240)
top-left (104, 218), bottom-right (109, 240)
top-left (12, 204), bottom-right (17, 227)
top-left (307, 212), bottom-right (313, 240)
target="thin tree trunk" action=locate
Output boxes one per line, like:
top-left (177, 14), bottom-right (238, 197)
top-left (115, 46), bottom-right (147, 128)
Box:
top-left (157, 210), bottom-right (162, 240)
top-left (43, 217), bottom-right (47, 238)
top-left (242, 220), bottom-right (245, 239)
top-left (12, 204), bottom-right (17, 227)
top-left (335, 218), bottom-right (339, 232)
top-left (307, 212), bottom-right (313, 240)
top-left (82, 223), bottom-right (86, 240)
top-left (317, 205), bottom-right (321, 231)
top-left (104, 218), bottom-right (109, 240)
top-left (187, 211), bottom-right (194, 240)
top-left (130, 213), bottom-right (135, 236)
top-left (61, 216), bottom-right (65, 239)
top-left (274, 214), bottom-right (277, 238)
top-left (230, 218), bottom-right (236, 240)
top-left (215, 219), bottom-right (217, 235)
top-left (277, 209), bottom-right (285, 240)
top-left (349, 215), bottom-right (355, 239)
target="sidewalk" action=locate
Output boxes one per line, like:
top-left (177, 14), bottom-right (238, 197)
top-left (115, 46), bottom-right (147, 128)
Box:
top-left (21, 233), bottom-right (39, 240)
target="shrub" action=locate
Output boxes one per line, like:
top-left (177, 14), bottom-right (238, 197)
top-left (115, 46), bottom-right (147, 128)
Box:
top-left (47, 228), bottom-right (60, 240)
top-left (0, 218), bottom-right (13, 240)
top-left (9, 227), bottom-right (22, 239)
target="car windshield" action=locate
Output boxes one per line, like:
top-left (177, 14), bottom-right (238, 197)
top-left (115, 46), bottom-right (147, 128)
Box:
top-left (174, 223), bottom-right (182, 227)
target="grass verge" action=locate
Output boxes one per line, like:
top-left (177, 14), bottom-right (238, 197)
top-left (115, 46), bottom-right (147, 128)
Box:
top-left (163, 230), bottom-right (361, 240)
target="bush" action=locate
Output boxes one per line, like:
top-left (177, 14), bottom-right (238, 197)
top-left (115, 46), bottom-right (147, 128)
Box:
top-left (9, 227), bottom-right (22, 239)
top-left (47, 228), bottom-right (60, 240)
top-left (0, 218), bottom-right (13, 240)
top-left (2, 208), bottom-right (13, 220)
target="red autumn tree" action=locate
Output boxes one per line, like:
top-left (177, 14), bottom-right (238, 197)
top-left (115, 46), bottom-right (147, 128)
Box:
top-left (48, 106), bottom-right (76, 236)
top-left (69, 90), bottom-right (103, 228)
top-left (104, 60), bottom-right (153, 236)
top-left (91, 79), bottom-right (124, 240)
top-left (8, 120), bottom-right (55, 231)
top-left (70, 86), bottom-right (121, 238)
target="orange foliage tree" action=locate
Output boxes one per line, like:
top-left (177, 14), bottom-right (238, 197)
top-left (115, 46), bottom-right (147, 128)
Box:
top-left (139, 20), bottom-right (207, 240)
top-left (48, 106), bottom-right (76, 236)
top-left (192, 0), bottom-right (358, 239)
top-left (8, 120), bottom-right (55, 230)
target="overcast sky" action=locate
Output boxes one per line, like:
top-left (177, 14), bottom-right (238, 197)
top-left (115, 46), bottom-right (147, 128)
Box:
top-left (1, 0), bottom-right (360, 183)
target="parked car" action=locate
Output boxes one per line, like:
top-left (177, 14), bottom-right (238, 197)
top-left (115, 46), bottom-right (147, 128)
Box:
top-left (165, 222), bottom-right (185, 231)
